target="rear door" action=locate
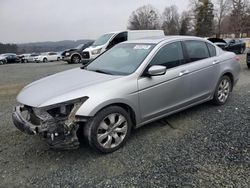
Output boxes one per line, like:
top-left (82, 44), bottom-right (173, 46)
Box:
top-left (138, 41), bottom-right (191, 122)
top-left (183, 40), bottom-right (220, 102)
top-left (48, 52), bottom-right (56, 61)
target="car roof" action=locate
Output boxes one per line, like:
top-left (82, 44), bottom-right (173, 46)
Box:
top-left (1, 53), bottom-right (16, 55)
top-left (124, 36), bottom-right (209, 44)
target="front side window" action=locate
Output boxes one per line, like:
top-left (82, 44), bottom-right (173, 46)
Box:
top-left (107, 32), bottom-right (128, 49)
top-left (87, 43), bottom-right (155, 75)
top-left (185, 41), bottom-right (210, 62)
top-left (150, 42), bottom-right (184, 69)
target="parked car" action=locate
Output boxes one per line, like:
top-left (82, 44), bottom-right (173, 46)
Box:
top-left (62, 41), bottom-right (94, 64)
top-left (35, 52), bottom-right (61, 63)
top-left (0, 54), bottom-right (7, 65)
top-left (18, 54), bottom-right (31, 63)
top-left (208, 38), bottom-right (246, 54)
top-left (246, 49), bottom-right (250, 69)
top-left (0, 53), bottom-right (20, 63)
top-left (82, 30), bottom-right (165, 63)
top-left (12, 36), bottom-right (240, 153)
top-left (25, 53), bottom-right (40, 62)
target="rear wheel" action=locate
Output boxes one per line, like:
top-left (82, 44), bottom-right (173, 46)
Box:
top-left (212, 75), bottom-right (232, 105)
top-left (84, 106), bottom-right (132, 153)
top-left (71, 55), bottom-right (81, 64)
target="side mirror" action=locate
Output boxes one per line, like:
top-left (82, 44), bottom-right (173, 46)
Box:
top-left (147, 65), bottom-right (166, 76)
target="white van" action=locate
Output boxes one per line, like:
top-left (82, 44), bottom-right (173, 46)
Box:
top-left (82, 30), bottom-right (164, 61)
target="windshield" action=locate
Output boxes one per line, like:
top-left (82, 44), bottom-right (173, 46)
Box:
top-left (76, 44), bottom-right (84, 50)
top-left (86, 43), bottom-right (155, 75)
top-left (224, 38), bottom-right (232, 43)
top-left (30, 53), bottom-right (39, 56)
top-left (92, 33), bottom-right (114, 46)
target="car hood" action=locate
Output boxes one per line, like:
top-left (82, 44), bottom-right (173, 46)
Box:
top-left (0, 56), bottom-right (6, 60)
top-left (83, 45), bottom-right (105, 52)
top-left (17, 68), bottom-right (121, 107)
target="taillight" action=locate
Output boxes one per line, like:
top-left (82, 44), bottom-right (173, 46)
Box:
top-left (234, 56), bottom-right (240, 63)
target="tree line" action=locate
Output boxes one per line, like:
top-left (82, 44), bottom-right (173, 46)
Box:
top-left (0, 43), bottom-right (18, 54)
top-left (127, 0), bottom-right (250, 38)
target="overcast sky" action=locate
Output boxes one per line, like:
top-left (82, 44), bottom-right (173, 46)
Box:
top-left (0, 0), bottom-right (190, 43)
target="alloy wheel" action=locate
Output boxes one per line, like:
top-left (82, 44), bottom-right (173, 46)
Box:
top-left (217, 78), bottom-right (230, 103)
top-left (97, 113), bottom-right (128, 149)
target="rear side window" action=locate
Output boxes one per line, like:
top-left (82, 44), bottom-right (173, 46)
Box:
top-left (185, 41), bottom-right (210, 62)
top-left (206, 43), bottom-right (216, 57)
top-left (150, 42), bottom-right (184, 69)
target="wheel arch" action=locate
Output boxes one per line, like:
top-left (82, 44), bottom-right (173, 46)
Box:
top-left (70, 53), bottom-right (82, 60)
top-left (77, 101), bottom-right (138, 128)
top-left (101, 103), bottom-right (137, 128)
top-left (222, 72), bottom-right (234, 91)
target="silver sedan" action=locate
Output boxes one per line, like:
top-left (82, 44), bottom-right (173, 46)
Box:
top-left (13, 36), bottom-right (241, 153)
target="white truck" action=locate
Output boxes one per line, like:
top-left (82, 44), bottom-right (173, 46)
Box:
top-left (81, 30), bottom-right (164, 62)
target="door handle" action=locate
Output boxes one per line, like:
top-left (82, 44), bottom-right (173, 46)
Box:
top-left (179, 70), bottom-right (189, 77)
top-left (213, 60), bottom-right (220, 65)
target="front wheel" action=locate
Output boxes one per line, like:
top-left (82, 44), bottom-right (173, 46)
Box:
top-left (212, 75), bottom-right (232, 105)
top-left (71, 55), bottom-right (81, 64)
top-left (84, 106), bottom-right (132, 153)
top-left (43, 58), bottom-right (48, 63)
top-left (0, 61), bottom-right (4, 65)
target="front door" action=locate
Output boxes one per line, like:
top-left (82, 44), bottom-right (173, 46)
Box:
top-left (138, 42), bottom-right (191, 122)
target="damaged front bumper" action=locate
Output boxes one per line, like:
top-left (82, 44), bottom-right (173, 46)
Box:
top-left (12, 105), bottom-right (81, 150)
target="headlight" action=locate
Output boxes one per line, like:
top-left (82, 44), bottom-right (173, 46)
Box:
top-left (65, 52), bottom-right (70, 56)
top-left (34, 97), bottom-right (88, 126)
top-left (91, 48), bottom-right (102, 55)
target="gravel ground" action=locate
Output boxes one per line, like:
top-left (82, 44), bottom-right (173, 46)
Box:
top-left (0, 57), bottom-right (249, 188)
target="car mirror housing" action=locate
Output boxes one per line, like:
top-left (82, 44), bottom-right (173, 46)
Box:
top-left (147, 65), bottom-right (166, 76)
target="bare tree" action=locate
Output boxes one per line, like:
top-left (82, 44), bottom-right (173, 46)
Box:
top-left (179, 11), bottom-right (192, 35)
top-left (127, 5), bottom-right (161, 30)
top-left (230, 0), bottom-right (249, 37)
top-left (162, 5), bottom-right (180, 35)
top-left (214, 0), bottom-right (232, 37)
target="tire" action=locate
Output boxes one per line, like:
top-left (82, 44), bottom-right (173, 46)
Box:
top-left (0, 61), bottom-right (4, 65)
top-left (239, 48), bottom-right (244, 54)
top-left (247, 64), bottom-right (250, 69)
top-left (57, 57), bottom-right (60, 61)
top-left (212, 75), bottom-right (232, 105)
top-left (43, 58), bottom-right (48, 63)
top-left (71, 55), bottom-right (81, 64)
top-left (84, 106), bottom-right (132, 153)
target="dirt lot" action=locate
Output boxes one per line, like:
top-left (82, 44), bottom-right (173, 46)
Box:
top-left (0, 57), bottom-right (249, 188)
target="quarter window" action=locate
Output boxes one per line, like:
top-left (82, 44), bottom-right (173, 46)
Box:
top-left (185, 41), bottom-right (210, 62)
top-left (150, 42), bottom-right (184, 69)
top-left (206, 43), bottom-right (216, 57)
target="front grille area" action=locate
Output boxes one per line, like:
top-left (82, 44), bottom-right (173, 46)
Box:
top-left (82, 52), bottom-right (90, 59)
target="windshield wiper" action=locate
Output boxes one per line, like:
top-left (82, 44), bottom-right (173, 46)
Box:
top-left (94, 69), bottom-right (113, 75)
